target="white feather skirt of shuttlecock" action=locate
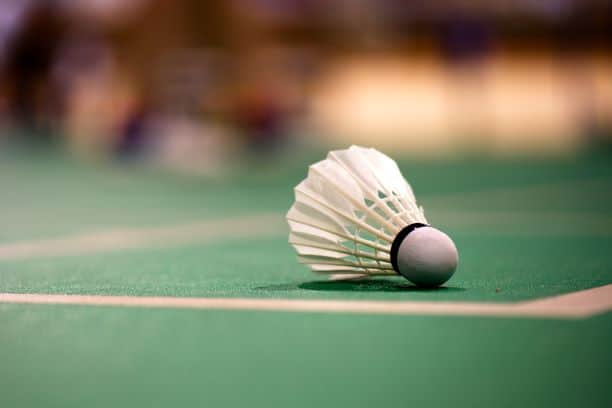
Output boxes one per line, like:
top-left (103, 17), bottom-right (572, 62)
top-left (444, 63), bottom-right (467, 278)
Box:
top-left (287, 145), bottom-right (427, 277)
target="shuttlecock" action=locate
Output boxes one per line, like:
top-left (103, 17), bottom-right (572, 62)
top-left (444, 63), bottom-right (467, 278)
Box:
top-left (287, 145), bottom-right (458, 287)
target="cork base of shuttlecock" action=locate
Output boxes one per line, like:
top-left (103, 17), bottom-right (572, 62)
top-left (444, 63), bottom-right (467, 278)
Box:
top-left (390, 224), bottom-right (458, 287)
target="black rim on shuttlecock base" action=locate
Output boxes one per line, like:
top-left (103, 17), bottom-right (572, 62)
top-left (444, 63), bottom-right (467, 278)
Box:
top-left (389, 223), bottom-right (427, 273)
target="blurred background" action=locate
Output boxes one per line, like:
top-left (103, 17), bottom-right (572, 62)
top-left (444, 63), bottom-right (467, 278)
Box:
top-left (0, 0), bottom-right (611, 172)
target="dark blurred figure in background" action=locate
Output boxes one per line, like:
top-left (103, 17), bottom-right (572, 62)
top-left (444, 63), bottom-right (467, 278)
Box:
top-left (235, 83), bottom-right (288, 154)
top-left (1, 2), bottom-right (67, 140)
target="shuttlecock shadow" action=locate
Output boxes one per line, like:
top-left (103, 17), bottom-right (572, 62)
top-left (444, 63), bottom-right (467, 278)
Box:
top-left (298, 280), bottom-right (465, 293)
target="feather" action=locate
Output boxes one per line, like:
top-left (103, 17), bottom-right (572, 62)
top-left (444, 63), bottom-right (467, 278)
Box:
top-left (287, 145), bottom-right (427, 276)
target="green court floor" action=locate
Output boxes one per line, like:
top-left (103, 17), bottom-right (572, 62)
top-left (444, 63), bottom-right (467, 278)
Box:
top-left (1, 148), bottom-right (611, 407)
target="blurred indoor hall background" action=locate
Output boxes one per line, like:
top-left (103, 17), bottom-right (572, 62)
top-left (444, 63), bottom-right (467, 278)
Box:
top-left (0, 0), bottom-right (611, 173)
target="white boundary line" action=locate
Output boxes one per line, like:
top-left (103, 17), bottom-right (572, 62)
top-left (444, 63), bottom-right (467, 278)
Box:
top-left (0, 284), bottom-right (610, 319)
top-left (0, 213), bottom-right (286, 260)
top-left (0, 179), bottom-right (610, 261)
top-left (1, 209), bottom-right (611, 261)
